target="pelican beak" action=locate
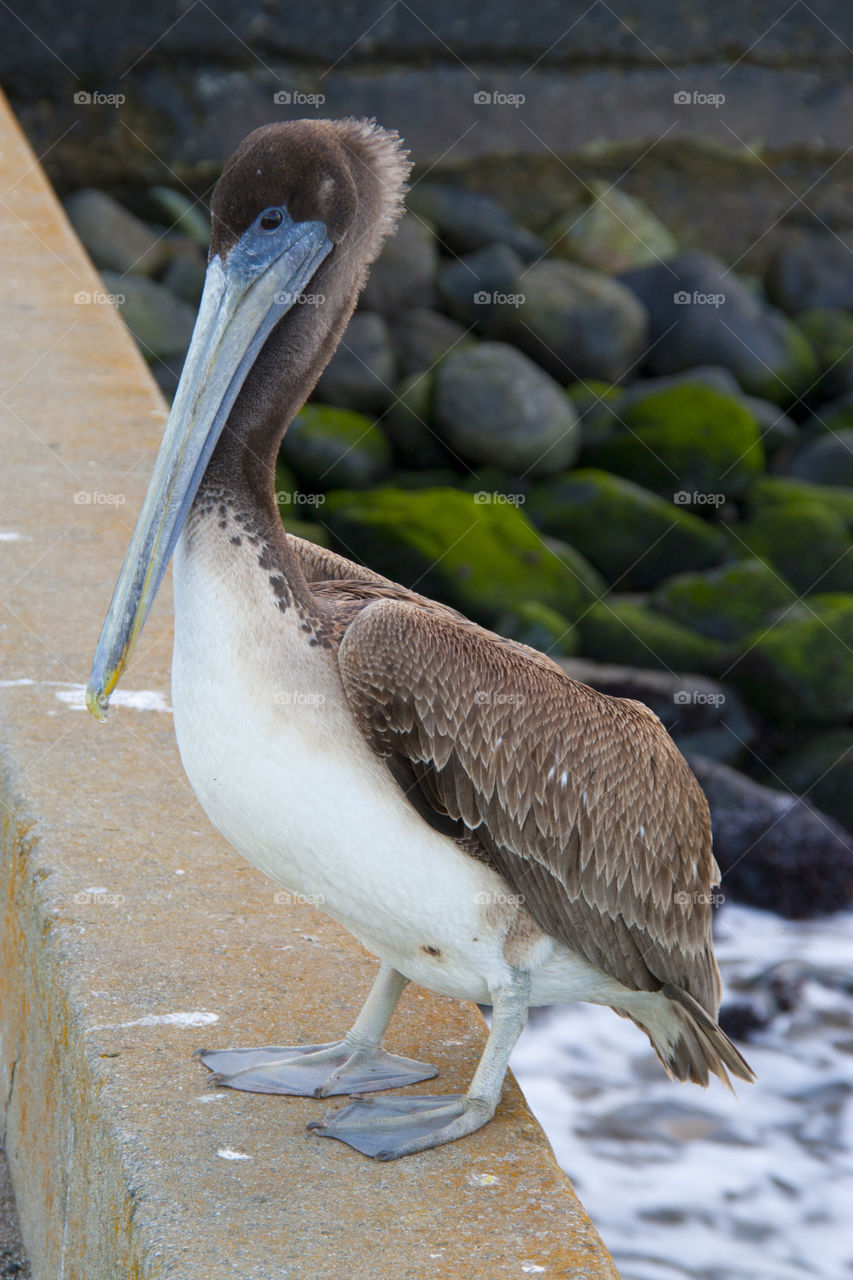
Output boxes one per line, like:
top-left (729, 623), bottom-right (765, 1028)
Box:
top-left (86, 212), bottom-right (333, 720)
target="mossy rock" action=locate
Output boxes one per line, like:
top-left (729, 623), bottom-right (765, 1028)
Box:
top-left (727, 500), bottom-right (853, 595)
top-left (576, 599), bottom-right (727, 673)
top-left (796, 307), bottom-right (853, 399)
top-left (747, 475), bottom-right (853, 531)
top-left (583, 383), bottom-right (764, 500)
top-left (733, 594), bottom-right (853, 723)
top-left (543, 535), bottom-right (608, 598)
top-left (652, 559), bottom-right (798, 642)
top-left (323, 486), bottom-right (598, 625)
top-left (566, 380), bottom-right (625, 447)
top-left (283, 517), bottom-right (332, 548)
top-left (525, 468), bottom-right (727, 588)
top-left (382, 371), bottom-right (449, 469)
top-left (544, 183), bottom-right (677, 273)
top-left (494, 600), bottom-right (580, 656)
top-left (772, 729), bottom-right (853, 832)
top-left (282, 404), bottom-right (391, 488)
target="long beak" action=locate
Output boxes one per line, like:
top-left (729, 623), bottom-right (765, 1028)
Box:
top-left (86, 216), bottom-right (333, 720)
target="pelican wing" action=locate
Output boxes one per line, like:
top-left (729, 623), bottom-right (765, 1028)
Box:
top-left (337, 597), bottom-right (721, 1014)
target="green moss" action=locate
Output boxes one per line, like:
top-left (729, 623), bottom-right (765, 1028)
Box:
top-left (576, 598), bottom-right (727, 673)
top-left (772, 729), bottom-right (853, 830)
top-left (727, 500), bottom-right (853, 595)
top-left (734, 594), bottom-right (853, 723)
top-left (583, 383), bottom-right (764, 499)
top-left (283, 517), bottom-right (332, 548)
top-left (525, 468), bottom-right (727, 588)
top-left (796, 307), bottom-right (853, 389)
top-left (749, 322), bottom-right (818, 406)
top-left (652, 559), bottom-right (798, 641)
top-left (381, 371), bottom-right (449, 468)
top-left (322, 486), bottom-right (599, 625)
top-left (282, 403), bottom-right (391, 488)
top-left (494, 600), bottom-right (580, 656)
top-left (748, 475), bottom-right (853, 531)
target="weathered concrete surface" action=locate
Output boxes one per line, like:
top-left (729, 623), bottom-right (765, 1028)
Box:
top-left (0, 93), bottom-right (620, 1279)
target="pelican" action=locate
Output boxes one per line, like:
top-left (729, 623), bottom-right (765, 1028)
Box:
top-left (86, 118), bottom-right (753, 1160)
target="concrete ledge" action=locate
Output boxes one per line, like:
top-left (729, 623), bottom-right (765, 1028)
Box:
top-left (0, 92), bottom-right (619, 1279)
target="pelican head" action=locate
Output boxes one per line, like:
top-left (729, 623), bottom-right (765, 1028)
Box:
top-left (86, 119), bottom-right (410, 719)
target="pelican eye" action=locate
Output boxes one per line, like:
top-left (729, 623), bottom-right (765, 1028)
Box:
top-left (259, 207), bottom-right (284, 231)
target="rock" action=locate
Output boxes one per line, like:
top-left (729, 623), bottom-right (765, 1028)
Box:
top-left (743, 396), bottom-right (799, 457)
top-left (786, 429), bottom-right (853, 488)
top-left (282, 404), bottom-right (391, 489)
top-left (525, 468), bottom-right (727, 589)
top-left (765, 231), bottom-right (853, 315)
top-left (314, 312), bottom-right (396, 413)
top-left (360, 213), bottom-right (439, 314)
top-left (620, 251), bottom-right (819, 404)
top-left (495, 601), bottom-right (579, 657)
top-left (544, 182), bottom-right (677, 273)
top-left (686, 754), bottom-right (853, 917)
top-left (727, 502), bottom-right (853, 595)
top-left (101, 270), bottom-right (196, 360)
top-left (161, 243), bottom-right (207, 305)
top-left (492, 260), bottom-right (648, 385)
top-left (799, 393), bottom-right (853, 442)
top-left (151, 355), bottom-right (184, 400)
top-left (284, 517), bottom-right (332, 548)
top-left (583, 382), bottom-right (764, 501)
top-left (558, 657), bottom-right (755, 764)
top-left (567, 380), bottom-right (625, 447)
top-left (145, 186), bottom-right (210, 248)
top-left (433, 342), bottom-right (580, 475)
top-left (406, 183), bottom-right (544, 260)
top-left (772, 730), bottom-right (853, 834)
top-left (437, 243), bottom-right (525, 327)
top-left (748, 475), bottom-right (853, 531)
top-left (576, 599), bottom-right (727, 674)
top-left (733, 593), bottom-right (853, 723)
top-left (652, 559), bottom-right (799, 642)
top-left (64, 188), bottom-right (172, 277)
top-left (381, 371), bottom-right (450, 469)
top-left (543, 536), bottom-right (608, 598)
top-left (322, 486), bottom-right (598, 626)
top-left (390, 309), bottom-right (471, 378)
top-left (796, 308), bottom-right (853, 399)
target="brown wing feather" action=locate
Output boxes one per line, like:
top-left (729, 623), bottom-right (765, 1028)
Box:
top-left (337, 596), bottom-right (722, 1015)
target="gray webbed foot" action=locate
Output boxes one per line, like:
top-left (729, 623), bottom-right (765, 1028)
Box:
top-left (194, 1041), bottom-right (437, 1097)
top-left (307, 1093), bottom-right (494, 1159)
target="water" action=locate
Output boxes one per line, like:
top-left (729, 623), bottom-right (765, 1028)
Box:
top-left (510, 905), bottom-right (853, 1280)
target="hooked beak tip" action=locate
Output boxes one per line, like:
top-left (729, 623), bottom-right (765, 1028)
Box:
top-left (85, 680), bottom-right (110, 722)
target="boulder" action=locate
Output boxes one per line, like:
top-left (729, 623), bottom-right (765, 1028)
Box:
top-left (728, 502), bottom-right (853, 596)
top-left (620, 251), bottom-right (818, 404)
top-left (360, 213), bottom-right (439, 314)
top-left (101, 271), bottom-right (195, 360)
top-left (437, 243), bottom-right (525, 327)
top-left (583, 382), bottom-right (764, 501)
top-left (145, 185), bottom-right (210, 248)
top-left (160, 242), bottom-right (207, 306)
top-left (765, 230), bottom-right (853, 314)
top-left (390, 309), bottom-right (471, 378)
top-left (652, 559), bottom-right (798, 642)
top-left (491, 260), bottom-right (649, 385)
top-left (495, 601), bottom-right (580, 657)
top-left (748, 475), bottom-right (853, 531)
top-left (772, 730), bottom-right (853, 834)
top-left (796, 308), bottom-right (853, 399)
top-left (544, 182), bottom-right (677, 273)
top-left (381, 371), bottom-right (450, 469)
top-left (433, 342), bottom-right (580, 475)
top-left (406, 183), bottom-right (544, 259)
top-left (524, 468), bottom-right (727, 589)
top-left (786, 429), bottom-right (853, 488)
top-left (314, 312), bottom-right (396, 413)
top-left (686, 754), bottom-right (853, 917)
top-left (576, 598), bottom-right (727, 674)
top-left (322, 486), bottom-right (598, 626)
top-left (64, 188), bottom-right (172, 277)
top-left (282, 404), bottom-right (391, 489)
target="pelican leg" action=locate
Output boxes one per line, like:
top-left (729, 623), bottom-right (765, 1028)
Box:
top-left (308, 968), bottom-right (531, 1159)
top-left (195, 963), bottom-right (437, 1097)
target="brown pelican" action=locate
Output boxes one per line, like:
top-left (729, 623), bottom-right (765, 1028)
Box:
top-left (86, 118), bottom-right (753, 1161)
